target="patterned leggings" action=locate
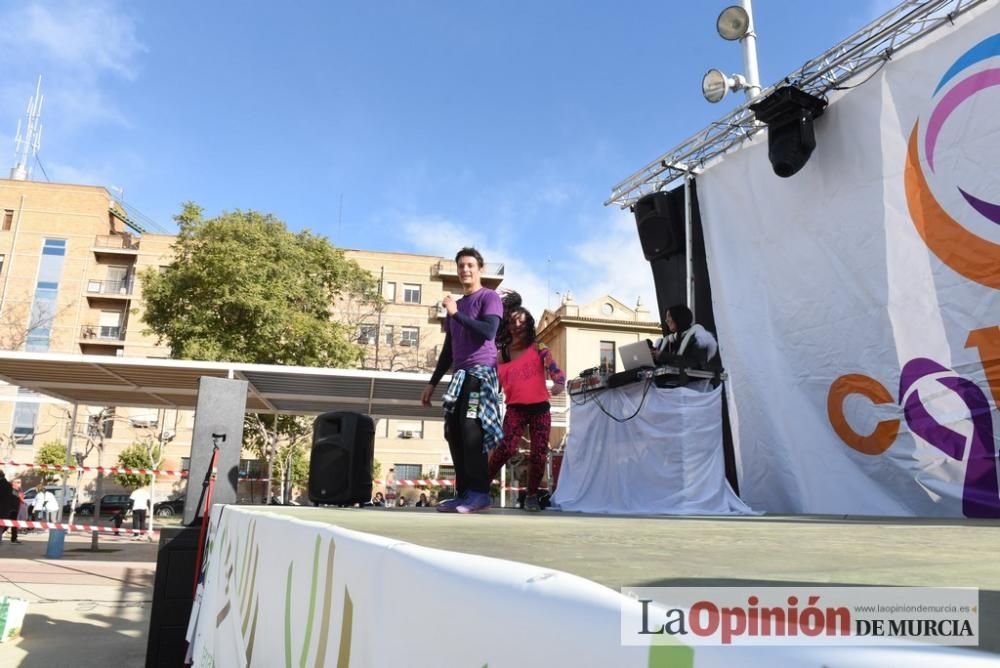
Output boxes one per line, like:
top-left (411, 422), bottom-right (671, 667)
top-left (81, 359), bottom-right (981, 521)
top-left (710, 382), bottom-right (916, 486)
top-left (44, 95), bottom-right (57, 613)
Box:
top-left (488, 406), bottom-right (551, 495)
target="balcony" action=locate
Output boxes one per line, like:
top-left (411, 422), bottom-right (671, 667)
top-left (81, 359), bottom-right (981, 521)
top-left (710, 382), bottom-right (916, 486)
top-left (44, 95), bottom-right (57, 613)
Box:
top-left (86, 279), bottom-right (134, 300)
top-left (93, 234), bottom-right (140, 259)
top-left (79, 325), bottom-right (126, 343)
top-left (433, 261), bottom-right (505, 288)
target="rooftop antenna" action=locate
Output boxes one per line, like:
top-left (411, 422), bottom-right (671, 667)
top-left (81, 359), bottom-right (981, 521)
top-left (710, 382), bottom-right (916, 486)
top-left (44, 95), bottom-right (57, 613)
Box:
top-left (10, 77), bottom-right (43, 181)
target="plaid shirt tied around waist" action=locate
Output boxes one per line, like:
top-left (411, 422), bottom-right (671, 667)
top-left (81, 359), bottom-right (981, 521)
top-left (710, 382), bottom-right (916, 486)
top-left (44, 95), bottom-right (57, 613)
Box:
top-left (442, 365), bottom-right (503, 452)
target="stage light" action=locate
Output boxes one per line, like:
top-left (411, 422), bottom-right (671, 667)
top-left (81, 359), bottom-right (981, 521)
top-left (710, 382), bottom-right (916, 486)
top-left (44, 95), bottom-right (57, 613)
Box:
top-left (716, 5), bottom-right (750, 41)
top-left (749, 85), bottom-right (828, 177)
top-left (702, 69), bottom-right (729, 103)
top-left (702, 69), bottom-right (750, 104)
top-left (703, 2), bottom-right (760, 103)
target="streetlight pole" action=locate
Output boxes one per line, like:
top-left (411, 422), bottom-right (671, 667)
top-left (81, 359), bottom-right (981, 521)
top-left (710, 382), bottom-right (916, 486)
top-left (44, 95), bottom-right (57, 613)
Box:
top-left (739, 0), bottom-right (761, 100)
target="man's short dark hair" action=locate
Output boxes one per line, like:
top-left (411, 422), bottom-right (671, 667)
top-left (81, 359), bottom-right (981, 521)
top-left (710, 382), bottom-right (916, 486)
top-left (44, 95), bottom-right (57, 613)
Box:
top-left (455, 247), bottom-right (484, 268)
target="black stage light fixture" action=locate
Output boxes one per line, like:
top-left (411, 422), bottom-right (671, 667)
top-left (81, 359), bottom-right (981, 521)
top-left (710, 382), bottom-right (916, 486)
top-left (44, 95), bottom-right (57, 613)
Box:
top-left (749, 86), bottom-right (828, 178)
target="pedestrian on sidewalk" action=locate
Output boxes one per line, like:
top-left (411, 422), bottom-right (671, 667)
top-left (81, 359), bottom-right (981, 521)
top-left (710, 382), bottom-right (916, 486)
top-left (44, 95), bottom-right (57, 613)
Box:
top-left (129, 485), bottom-right (151, 538)
top-left (0, 471), bottom-right (23, 544)
top-left (111, 508), bottom-right (125, 536)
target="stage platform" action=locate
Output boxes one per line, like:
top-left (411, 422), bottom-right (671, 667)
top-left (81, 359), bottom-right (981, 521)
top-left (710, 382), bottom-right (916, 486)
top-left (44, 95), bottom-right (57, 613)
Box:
top-left (268, 507), bottom-right (1000, 650)
top-left (189, 505), bottom-right (1000, 665)
top-left (263, 507), bottom-right (996, 589)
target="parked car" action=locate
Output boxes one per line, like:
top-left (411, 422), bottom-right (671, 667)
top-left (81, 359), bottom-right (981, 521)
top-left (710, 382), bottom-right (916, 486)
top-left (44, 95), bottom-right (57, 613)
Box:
top-left (154, 497), bottom-right (185, 517)
top-left (75, 494), bottom-right (132, 517)
top-left (22, 485), bottom-right (77, 514)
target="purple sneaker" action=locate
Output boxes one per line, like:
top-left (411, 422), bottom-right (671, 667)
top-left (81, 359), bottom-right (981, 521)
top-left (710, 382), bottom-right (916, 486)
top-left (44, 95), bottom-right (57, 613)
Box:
top-left (456, 491), bottom-right (491, 514)
top-left (436, 493), bottom-right (466, 513)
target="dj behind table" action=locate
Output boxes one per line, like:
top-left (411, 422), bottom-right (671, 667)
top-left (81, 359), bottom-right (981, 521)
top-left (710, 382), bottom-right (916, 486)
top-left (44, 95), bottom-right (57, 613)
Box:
top-left (556, 344), bottom-right (748, 516)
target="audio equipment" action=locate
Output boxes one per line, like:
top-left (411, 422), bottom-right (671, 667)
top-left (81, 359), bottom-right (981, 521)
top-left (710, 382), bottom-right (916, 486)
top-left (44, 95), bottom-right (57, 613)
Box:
top-left (308, 411), bottom-right (375, 505)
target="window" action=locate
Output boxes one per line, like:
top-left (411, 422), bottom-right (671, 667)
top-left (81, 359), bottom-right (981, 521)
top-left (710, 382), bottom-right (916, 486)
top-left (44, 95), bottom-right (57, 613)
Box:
top-left (403, 283), bottom-right (421, 304)
top-left (394, 464), bottom-right (422, 481)
top-left (99, 310), bottom-right (123, 339)
top-left (0, 254), bottom-right (5, 274)
top-left (239, 459), bottom-right (263, 479)
top-left (106, 265), bottom-right (130, 293)
top-left (383, 282), bottom-right (396, 302)
top-left (180, 457), bottom-right (191, 471)
top-left (358, 324), bottom-right (377, 344)
top-left (600, 341), bottom-right (616, 374)
top-left (2, 209), bottom-right (12, 231)
top-left (25, 238), bottom-right (67, 352)
top-left (400, 326), bottom-right (419, 347)
top-left (12, 389), bottom-right (39, 446)
top-left (382, 325), bottom-right (394, 346)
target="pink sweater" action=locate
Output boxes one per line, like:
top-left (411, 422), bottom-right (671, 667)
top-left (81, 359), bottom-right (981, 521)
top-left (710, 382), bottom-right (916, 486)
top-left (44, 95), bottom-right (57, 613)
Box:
top-left (498, 344), bottom-right (565, 405)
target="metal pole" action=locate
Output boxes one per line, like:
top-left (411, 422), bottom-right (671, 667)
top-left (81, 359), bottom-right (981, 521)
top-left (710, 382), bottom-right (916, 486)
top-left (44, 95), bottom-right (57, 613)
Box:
top-left (265, 424), bottom-right (277, 504)
top-left (58, 404), bottom-right (79, 522)
top-left (683, 172), bottom-right (695, 317)
top-left (740, 0), bottom-right (762, 100)
top-left (374, 266), bottom-right (385, 369)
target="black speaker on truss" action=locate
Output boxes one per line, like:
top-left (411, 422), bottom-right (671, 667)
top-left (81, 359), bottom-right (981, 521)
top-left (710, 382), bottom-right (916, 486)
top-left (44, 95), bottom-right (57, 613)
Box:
top-left (633, 190), bottom-right (686, 261)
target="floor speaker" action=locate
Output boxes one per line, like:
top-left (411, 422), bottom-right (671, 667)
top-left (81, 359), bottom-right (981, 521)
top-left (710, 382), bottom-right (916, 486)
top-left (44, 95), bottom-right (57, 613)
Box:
top-left (308, 411), bottom-right (375, 505)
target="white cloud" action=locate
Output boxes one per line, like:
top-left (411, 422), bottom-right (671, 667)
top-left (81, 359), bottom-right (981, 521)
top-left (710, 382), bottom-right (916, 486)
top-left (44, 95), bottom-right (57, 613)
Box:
top-left (0, 0), bottom-right (145, 141)
top-left (563, 207), bottom-right (658, 315)
top-left (6, 2), bottom-right (145, 80)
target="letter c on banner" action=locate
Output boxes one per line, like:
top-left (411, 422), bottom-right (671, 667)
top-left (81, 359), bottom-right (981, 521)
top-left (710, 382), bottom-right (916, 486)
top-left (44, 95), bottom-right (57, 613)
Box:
top-left (827, 374), bottom-right (900, 455)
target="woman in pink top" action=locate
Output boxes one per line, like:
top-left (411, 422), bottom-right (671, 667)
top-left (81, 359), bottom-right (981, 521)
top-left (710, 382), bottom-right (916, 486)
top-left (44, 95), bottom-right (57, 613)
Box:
top-left (488, 306), bottom-right (566, 512)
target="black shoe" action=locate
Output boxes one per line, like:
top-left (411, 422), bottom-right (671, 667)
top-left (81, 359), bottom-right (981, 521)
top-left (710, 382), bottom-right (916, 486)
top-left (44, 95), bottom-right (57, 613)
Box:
top-left (524, 495), bottom-right (541, 512)
top-left (11, 540), bottom-right (23, 544)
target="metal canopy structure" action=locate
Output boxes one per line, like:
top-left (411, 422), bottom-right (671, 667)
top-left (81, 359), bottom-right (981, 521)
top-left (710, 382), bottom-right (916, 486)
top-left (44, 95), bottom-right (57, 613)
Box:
top-left (605, 0), bottom-right (989, 208)
top-left (0, 351), bottom-right (446, 420)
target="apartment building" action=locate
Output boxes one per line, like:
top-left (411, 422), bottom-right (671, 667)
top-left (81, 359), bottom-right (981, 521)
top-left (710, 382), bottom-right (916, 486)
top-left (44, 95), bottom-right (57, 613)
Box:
top-left (0, 178), bottom-right (194, 502)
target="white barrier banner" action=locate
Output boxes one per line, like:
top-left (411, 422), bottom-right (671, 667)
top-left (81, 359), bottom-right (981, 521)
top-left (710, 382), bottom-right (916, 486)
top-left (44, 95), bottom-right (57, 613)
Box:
top-left (697, 2), bottom-right (1000, 516)
top-left (188, 506), bottom-right (672, 667)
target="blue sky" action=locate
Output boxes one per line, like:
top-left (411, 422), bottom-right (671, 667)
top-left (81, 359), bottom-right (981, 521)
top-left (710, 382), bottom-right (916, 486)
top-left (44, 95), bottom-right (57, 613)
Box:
top-left (0, 0), bottom-right (892, 316)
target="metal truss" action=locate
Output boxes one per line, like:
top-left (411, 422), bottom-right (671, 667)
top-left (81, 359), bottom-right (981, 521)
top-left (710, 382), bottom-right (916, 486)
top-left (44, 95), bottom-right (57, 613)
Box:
top-left (605, 0), bottom-right (992, 208)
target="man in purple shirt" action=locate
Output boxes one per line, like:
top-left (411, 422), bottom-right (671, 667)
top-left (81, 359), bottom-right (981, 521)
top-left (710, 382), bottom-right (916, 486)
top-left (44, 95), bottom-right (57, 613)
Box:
top-left (421, 247), bottom-right (504, 513)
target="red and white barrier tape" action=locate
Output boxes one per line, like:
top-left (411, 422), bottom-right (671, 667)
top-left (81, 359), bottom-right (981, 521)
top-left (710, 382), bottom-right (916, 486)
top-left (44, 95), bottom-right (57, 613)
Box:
top-left (2, 460), bottom-right (269, 482)
top-left (373, 479), bottom-right (549, 492)
top-left (374, 478), bottom-right (456, 487)
top-left (3, 459), bottom-right (188, 478)
top-left (0, 517), bottom-right (157, 537)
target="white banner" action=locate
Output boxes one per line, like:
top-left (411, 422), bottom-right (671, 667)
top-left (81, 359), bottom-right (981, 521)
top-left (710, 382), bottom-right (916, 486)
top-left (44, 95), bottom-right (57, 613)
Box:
top-left (697, 2), bottom-right (1000, 516)
top-left (188, 505), bottom-right (666, 667)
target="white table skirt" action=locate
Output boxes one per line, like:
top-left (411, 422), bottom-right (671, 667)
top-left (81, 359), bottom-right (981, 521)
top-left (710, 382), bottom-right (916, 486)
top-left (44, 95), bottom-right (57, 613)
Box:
top-left (552, 383), bottom-right (755, 515)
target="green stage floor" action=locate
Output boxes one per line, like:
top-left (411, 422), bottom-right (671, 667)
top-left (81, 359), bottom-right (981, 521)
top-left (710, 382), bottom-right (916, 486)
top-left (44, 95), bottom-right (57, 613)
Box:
top-left (260, 506), bottom-right (999, 653)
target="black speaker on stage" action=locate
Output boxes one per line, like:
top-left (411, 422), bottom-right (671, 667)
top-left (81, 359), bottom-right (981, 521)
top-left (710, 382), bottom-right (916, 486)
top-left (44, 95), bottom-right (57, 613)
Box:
top-left (308, 411), bottom-right (375, 505)
top-left (634, 190), bottom-right (686, 261)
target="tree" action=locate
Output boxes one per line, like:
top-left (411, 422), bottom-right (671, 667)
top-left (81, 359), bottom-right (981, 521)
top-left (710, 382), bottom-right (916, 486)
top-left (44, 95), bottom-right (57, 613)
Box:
top-left (33, 441), bottom-right (66, 484)
top-left (244, 414), bottom-right (310, 502)
top-left (114, 444), bottom-right (158, 490)
top-left (140, 202), bottom-right (381, 366)
top-left (141, 204), bottom-right (381, 504)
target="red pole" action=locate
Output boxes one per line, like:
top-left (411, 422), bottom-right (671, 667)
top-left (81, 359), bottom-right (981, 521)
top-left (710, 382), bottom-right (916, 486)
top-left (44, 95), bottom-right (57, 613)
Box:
top-left (192, 446), bottom-right (220, 597)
